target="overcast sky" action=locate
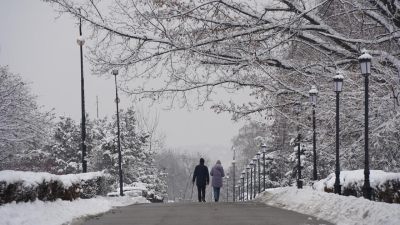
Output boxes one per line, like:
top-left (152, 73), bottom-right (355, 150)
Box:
top-left (0, 0), bottom-right (247, 157)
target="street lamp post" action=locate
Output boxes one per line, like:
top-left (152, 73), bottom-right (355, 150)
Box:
top-left (232, 160), bottom-right (236, 202)
top-left (226, 175), bottom-right (229, 202)
top-left (238, 177), bottom-right (242, 201)
top-left (252, 156), bottom-right (257, 198)
top-left (112, 69), bottom-right (124, 196)
top-left (246, 166), bottom-right (250, 200)
top-left (294, 103), bottom-right (302, 189)
top-left (333, 71), bottom-right (344, 195)
top-left (256, 152), bottom-right (261, 193)
top-left (250, 162), bottom-right (253, 200)
top-left (76, 8), bottom-right (87, 173)
top-left (359, 49), bottom-right (373, 200)
top-left (309, 86), bottom-right (318, 181)
top-left (236, 185), bottom-right (239, 201)
top-left (261, 144), bottom-right (266, 190)
top-left (241, 170), bottom-right (245, 201)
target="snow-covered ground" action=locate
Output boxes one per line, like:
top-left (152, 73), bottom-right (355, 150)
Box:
top-left (0, 196), bottom-right (149, 225)
top-left (255, 187), bottom-right (400, 225)
top-left (313, 170), bottom-right (400, 192)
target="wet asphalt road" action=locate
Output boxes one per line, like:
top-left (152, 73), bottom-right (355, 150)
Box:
top-left (83, 202), bottom-right (333, 225)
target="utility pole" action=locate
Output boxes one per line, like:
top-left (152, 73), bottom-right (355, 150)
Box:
top-left (96, 96), bottom-right (99, 118)
top-left (232, 148), bottom-right (236, 202)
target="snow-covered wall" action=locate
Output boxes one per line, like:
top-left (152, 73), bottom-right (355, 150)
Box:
top-left (0, 170), bottom-right (111, 205)
top-left (313, 170), bottom-right (400, 203)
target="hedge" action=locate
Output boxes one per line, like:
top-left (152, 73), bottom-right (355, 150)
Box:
top-left (0, 170), bottom-right (111, 205)
top-left (313, 170), bottom-right (400, 204)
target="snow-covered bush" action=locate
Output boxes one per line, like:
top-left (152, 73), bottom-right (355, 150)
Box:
top-left (313, 170), bottom-right (400, 204)
top-left (0, 170), bottom-right (111, 205)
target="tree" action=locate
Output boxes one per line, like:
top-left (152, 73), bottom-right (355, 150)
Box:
top-left (48, 0), bottom-right (400, 172)
top-left (50, 114), bottom-right (82, 174)
top-left (231, 121), bottom-right (266, 171)
top-left (0, 65), bottom-right (52, 170)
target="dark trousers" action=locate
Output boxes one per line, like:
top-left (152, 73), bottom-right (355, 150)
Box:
top-left (197, 185), bottom-right (206, 202)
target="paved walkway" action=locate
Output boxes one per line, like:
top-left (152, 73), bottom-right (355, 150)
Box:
top-left (83, 202), bottom-right (333, 225)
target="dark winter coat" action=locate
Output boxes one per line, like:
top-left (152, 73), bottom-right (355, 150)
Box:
top-left (210, 164), bottom-right (225, 188)
top-left (192, 161), bottom-right (210, 187)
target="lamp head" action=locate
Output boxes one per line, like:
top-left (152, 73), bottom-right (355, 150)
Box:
top-left (333, 71), bottom-right (344, 93)
top-left (77, 36), bottom-right (85, 46)
top-left (358, 49), bottom-right (372, 76)
top-left (309, 86), bottom-right (318, 104)
top-left (261, 143), bottom-right (267, 153)
top-left (112, 69), bottom-right (119, 76)
top-left (294, 103), bottom-right (301, 115)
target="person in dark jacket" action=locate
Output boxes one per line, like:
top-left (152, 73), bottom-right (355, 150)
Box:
top-left (192, 158), bottom-right (210, 202)
top-left (210, 160), bottom-right (225, 202)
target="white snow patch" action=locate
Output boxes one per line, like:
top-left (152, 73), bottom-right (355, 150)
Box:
top-left (255, 187), bottom-right (400, 225)
top-left (0, 196), bottom-right (149, 225)
top-left (0, 170), bottom-right (107, 188)
top-left (313, 170), bottom-right (400, 191)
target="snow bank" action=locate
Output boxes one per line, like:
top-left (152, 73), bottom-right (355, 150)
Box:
top-left (0, 170), bottom-right (106, 188)
top-left (0, 196), bottom-right (149, 225)
top-left (107, 184), bottom-right (147, 197)
top-left (256, 187), bottom-right (400, 225)
top-left (314, 170), bottom-right (400, 191)
top-left (313, 170), bottom-right (400, 203)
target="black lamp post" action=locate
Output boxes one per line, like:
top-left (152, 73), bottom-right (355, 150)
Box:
top-left (236, 185), bottom-right (239, 201)
top-left (246, 166), bottom-right (250, 200)
top-left (359, 49), bottom-right (373, 200)
top-left (112, 69), bottom-right (124, 196)
top-left (238, 178), bottom-right (241, 201)
top-left (261, 144), bottom-right (266, 191)
top-left (256, 152), bottom-right (261, 193)
top-left (333, 71), bottom-right (344, 195)
top-left (228, 175), bottom-right (230, 201)
top-left (250, 162), bottom-right (254, 200)
top-left (77, 8), bottom-right (87, 173)
top-left (294, 103), bottom-right (303, 189)
top-left (252, 156), bottom-right (257, 198)
top-left (232, 160), bottom-right (236, 202)
top-left (309, 86), bottom-right (318, 181)
top-left (241, 170), bottom-right (245, 201)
